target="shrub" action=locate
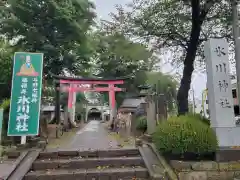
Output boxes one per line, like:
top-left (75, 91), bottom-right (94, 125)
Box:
top-left (152, 114), bottom-right (218, 155)
top-left (1, 99), bottom-right (11, 145)
top-left (0, 99), bottom-right (10, 110)
top-left (136, 116), bottom-right (147, 133)
top-left (188, 113), bottom-right (210, 126)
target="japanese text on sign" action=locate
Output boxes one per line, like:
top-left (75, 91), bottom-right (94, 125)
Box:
top-left (214, 46), bottom-right (226, 57)
top-left (219, 98), bottom-right (231, 108)
top-left (216, 63), bottom-right (227, 73)
top-left (213, 44), bottom-right (231, 109)
top-left (16, 78), bottom-right (30, 132)
top-left (205, 38), bottom-right (235, 128)
top-left (218, 80), bottom-right (228, 92)
top-left (32, 77), bottom-right (38, 103)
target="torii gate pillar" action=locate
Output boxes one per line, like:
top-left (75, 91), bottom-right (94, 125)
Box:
top-left (67, 84), bottom-right (77, 125)
top-left (109, 84), bottom-right (117, 121)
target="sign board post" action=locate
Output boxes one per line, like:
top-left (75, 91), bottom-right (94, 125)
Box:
top-left (205, 39), bottom-right (240, 147)
top-left (8, 52), bottom-right (43, 144)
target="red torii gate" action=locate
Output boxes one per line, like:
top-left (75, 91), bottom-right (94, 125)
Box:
top-left (52, 74), bottom-right (125, 123)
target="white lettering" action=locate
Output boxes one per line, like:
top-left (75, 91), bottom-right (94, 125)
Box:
top-left (31, 98), bottom-right (37, 103)
top-left (16, 121), bottom-right (28, 132)
top-left (17, 95), bottom-right (30, 105)
top-left (33, 82), bottom-right (38, 88)
top-left (20, 89), bottom-right (27, 95)
top-left (16, 113), bottom-right (29, 122)
top-left (22, 78), bottom-right (28, 83)
top-left (21, 83), bottom-right (27, 89)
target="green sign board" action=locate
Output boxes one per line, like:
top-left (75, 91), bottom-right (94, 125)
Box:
top-left (8, 52), bottom-right (43, 136)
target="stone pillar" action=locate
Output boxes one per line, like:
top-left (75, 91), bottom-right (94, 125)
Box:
top-left (158, 95), bottom-right (168, 122)
top-left (126, 113), bottom-right (132, 137)
top-left (63, 106), bottom-right (69, 129)
top-left (205, 38), bottom-right (240, 147)
top-left (131, 113), bottom-right (137, 136)
top-left (146, 95), bottom-right (156, 134)
top-left (85, 107), bottom-right (88, 123)
top-left (101, 105), bottom-right (104, 121)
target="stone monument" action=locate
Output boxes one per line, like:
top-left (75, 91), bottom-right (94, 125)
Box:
top-left (205, 38), bottom-right (240, 147)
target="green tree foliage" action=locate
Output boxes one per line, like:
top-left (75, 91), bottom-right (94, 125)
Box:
top-left (146, 72), bottom-right (177, 112)
top-left (92, 31), bottom-right (158, 106)
top-left (104, 0), bottom-right (231, 114)
top-left (0, 0), bottom-right (96, 77)
top-left (0, 39), bottom-right (12, 83)
top-left (0, 39), bottom-right (15, 99)
top-left (60, 92), bottom-right (87, 108)
top-left (0, 0), bottom-right (178, 112)
top-left (93, 32), bottom-right (156, 77)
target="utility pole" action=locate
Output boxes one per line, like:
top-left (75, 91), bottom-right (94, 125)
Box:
top-left (232, 0), bottom-right (240, 113)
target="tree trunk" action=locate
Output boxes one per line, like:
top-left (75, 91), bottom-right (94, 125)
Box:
top-left (177, 1), bottom-right (203, 115)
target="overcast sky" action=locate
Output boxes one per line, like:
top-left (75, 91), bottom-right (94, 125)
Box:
top-left (91, 0), bottom-right (207, 101)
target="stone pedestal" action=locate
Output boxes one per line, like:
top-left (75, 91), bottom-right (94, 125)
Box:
top-left (214, 127), bottom-right (240, 147)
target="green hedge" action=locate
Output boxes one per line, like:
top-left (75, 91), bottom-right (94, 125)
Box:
top-left (152, 114), bottom-right (218, 154)
top-left (188, 113), bottom-right (210, 125)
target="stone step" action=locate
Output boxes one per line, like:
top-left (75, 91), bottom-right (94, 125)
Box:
top-left (24, 167), bottom-right (149, 180)
top-left (32, 156), bottom-right (145, 170)
top-left (7, 150), bottom-right (41, 180)
top-left (38, 148), bottom-right (140, 159)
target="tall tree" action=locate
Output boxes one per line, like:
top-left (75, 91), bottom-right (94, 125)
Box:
top-left (0, 0), bottom-right (96, 77)
top-left (146, 72), bottom-right (177, 112)
top-left (92, 31), bottom-right (158, 106)
top-left (104, 0), bottom-right (231, 114)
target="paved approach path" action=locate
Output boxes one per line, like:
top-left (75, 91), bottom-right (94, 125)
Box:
top-left (0, 159), bottom-right (16, 179)
top-left (69, 120), bottom-right (119, 149)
